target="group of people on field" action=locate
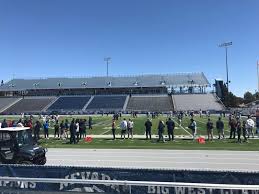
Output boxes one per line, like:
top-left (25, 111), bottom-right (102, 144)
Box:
top-left (0, 115), bottom-right (94, 144)
top-left (202, 115), bottom-right (255, 143)
top-left (42, 116), bottom-right (93, 144)
top-left (111, 117), bottom-right (176, 142)
top-left (117, 118), bottom-right (134, 139)
top-left (112, 113), bottom-right (256, 143)
top-left (0, 112), bottom-right (257, 144)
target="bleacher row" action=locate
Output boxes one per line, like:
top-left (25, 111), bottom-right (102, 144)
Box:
top-left (0, 94), bottom-right (223, 114)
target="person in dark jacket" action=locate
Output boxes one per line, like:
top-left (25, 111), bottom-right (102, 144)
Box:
top-left (34, 120), bottom-right (42, 142)
top-left (157, 120), bottom-right (165, 142)
top-left (216, 117), bottom-right (224, 139)
top-left (81, 119), bottom-right (87, 139)
top-left (64, 119), bottom-right (69, 139)
top-left (206, 118), bottom-right (214, 141)
top-left (1, 119), bottom-right (8, 128)
top-left (166, 118), bottom-right (175, 141)
top-left (144, 119), bottom-right (152, 140)
top-left (88, 117), bottom-right (93, 129)
top-left (60, 120), bottom-right (66, 140)
top-left (54, 120), bottom-right (60, 139)
top-left (229, 117), bottom-right (237, 139)
top-left (70, 119), bottom-right (76, 144)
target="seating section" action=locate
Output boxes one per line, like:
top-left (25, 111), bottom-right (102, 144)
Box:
top-left (86, 95), bottom-right (126, 110)
top-left (126, 95), bottom-right (174, 112)
top-left (3, 97), bottom-right (56, 114)
top-left (173, 94), bottom-right (224, 111)
top-left (48, 96), bottom-right (91, 111)
top-left (0, 94), bottom-right (224, 113)
top-left (0, 98), bottom-right (21, 112)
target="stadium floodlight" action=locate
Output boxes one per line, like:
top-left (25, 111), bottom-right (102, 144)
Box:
top-left (104, 57), bottom-right (111, 77)
top-left (218, 41), bottom-right (232, 91)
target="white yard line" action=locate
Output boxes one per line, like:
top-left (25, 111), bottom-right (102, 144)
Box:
top-left (100, 129), bottom-right (112, 135)
top-left (172, 118), bottom-right (192, 136)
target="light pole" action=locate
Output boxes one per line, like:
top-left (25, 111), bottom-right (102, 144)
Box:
top-left (104, 57), bottom-right (111, 77)
top-left (218, 41), bottom-right (232, 91)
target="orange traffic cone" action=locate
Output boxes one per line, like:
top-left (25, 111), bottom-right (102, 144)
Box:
top-left (85, 136), bottom-right (93, 142)
top-left (197, 137), bottom-right (205, 144)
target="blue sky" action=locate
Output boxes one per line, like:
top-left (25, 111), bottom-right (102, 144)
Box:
top-left (0, 0), bottom-right (258, 97)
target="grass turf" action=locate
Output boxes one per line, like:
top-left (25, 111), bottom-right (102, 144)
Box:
top-left (39, 137), bottom-right (259, 151)
top-left (1, 114), bottom-right (257, 151)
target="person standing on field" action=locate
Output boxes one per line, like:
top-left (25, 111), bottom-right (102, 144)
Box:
top-left (111, 119), bottom-right (116, 140)
top-left (229, 116), bottom-right (237, 139)
top-left (43, 120), bottom-right (49, 139)
top-left (206, 118), bottom-right (214, 141)
top-left (54, 120), bottom-right (60, 139)
top-left (216, 117), bottom-right (224, 139)
top-left (1, 119), bottom-right (8, 128)
top-left (145, 118), bottom-right (152, 140)
top-left (81, 119), bottom-right (87, 138)
top-left (75, 119), bottom-right (80, 143)
top-left (127, 119), bottom-right (134, 139)
top-left (188, 118), bottom-right (197, 140)
top-left (236, 117), bottom-right (242, 143)
top-left (34, 120), bottom-right (42, 142)
top-left (88, 116), bottom-right (93, 130)
top-left (166, 118), bottom-right (175, 141)
top-left (64, 119), bottom-right (69, 139)
top-left (60, 120), bottom-right (66, 140)
top-left (246, 116), bottom-right (255, 138)
top-left (157, 120), bottom-right (165, 142)
top-left (120, 118), bottom-right (127, 139)
top-left (178, 114), bottom-right (182, 126)
top-left (242, 120), bottom-right (247, 142)
top-left (70, 119), bottom-right (76, 144)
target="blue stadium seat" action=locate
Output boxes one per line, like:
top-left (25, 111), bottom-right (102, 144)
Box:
top-left (48, 96), bottom-right (91, 111)
top-left (3, 97), bottom-right (55, 114)
top-left (86, 95), bottom-right (126, 110)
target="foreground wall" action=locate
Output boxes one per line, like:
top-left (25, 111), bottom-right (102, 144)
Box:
top-left (0, 165), bottom-right (259, 194)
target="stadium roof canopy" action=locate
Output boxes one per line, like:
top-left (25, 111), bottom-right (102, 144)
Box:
top-left (0, 72), bottom-right (210, 91)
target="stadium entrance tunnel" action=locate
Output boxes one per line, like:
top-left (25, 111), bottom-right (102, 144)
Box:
top-left (0, 165), bottom-right (259, 193)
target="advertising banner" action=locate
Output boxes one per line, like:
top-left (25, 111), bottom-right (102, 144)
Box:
top-left (0, 165), bottom-right (259, 194)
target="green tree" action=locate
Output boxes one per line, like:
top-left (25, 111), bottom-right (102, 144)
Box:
top-left (253, 92), bottom-right (259, 100)
top-left (244, 91), bottom-right (255, 104)
top-left (220, 83), bottom-right (243, 107)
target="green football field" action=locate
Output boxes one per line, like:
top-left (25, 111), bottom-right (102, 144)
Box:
top-left (1, 114), bottom-right (258, 151)
top-left (83, 114), bottom-right (233, 136)
top-left (0, 114), bottom-right (234, 136)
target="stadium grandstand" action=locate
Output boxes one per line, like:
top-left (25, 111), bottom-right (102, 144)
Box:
top-left (2, 96), bottom-right (56, 114)
top-left (173, 93), bottom-right (224, 111)
top-left (0, 72), bottom-right (224, 114)
top-left (126, 95), bottom-right (173, 112)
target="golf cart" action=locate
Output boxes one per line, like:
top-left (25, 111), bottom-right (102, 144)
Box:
top-left (0, 127), bottom-right (47, 165)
